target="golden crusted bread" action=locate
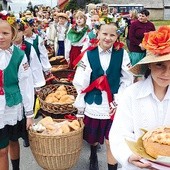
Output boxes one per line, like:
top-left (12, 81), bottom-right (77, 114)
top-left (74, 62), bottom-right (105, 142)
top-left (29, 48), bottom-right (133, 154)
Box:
top-left (142, 126), bottom-right (170, 158)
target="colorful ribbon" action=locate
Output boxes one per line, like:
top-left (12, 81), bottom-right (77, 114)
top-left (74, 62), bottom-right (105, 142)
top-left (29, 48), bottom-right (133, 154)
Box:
top-left (0, 70), bottom-right (4, 95)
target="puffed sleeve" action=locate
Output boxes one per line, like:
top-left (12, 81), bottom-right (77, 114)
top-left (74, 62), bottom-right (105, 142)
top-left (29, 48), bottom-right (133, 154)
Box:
top-left (38, 36), bottom-right (52, 72)
top-left (117, 49), bottom-right (133, 101)
top-left (18, 55), bottom-right (34, 117)
top-left (29, 46), bottom-right (45, 88)
top-left (72, 52), bottom-right (92, 111)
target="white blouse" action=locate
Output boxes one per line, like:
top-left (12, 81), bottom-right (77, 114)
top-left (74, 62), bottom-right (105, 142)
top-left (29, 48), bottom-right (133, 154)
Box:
top-left (73, 46), bottom-right (133, 119)
top-left (109, 75), bottom-right (170, 170)
top-left (0, 45), bottom-right (34, 129)
top-left (24, 33), bottom-right (52, 72)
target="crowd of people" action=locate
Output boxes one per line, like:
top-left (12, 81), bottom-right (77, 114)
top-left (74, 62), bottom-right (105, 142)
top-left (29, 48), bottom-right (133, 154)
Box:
top-left (0, 2), bottom-right (170, 170)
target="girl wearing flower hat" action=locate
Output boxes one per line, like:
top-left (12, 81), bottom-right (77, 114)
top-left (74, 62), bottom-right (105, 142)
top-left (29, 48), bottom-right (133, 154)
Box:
top-left (0, 12), bottom-right (34, 170)
top-left (73, 20), bottom-right (133, 170)
top-left (109, 25), bottom-right (170, 170)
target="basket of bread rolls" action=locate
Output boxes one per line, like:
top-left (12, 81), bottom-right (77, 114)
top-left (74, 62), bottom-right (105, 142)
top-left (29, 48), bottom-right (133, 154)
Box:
top-left (51, 69), bottom-right (75, 85)
top-left (49, 55), bottom-right (68, 65)
top-left (29, 116), bottom-right (84, 170)
top-left (38, 84), bottom-right (77, 114)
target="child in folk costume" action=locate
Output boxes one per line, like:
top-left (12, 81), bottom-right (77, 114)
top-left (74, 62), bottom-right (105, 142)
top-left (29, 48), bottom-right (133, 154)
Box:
top-left (109, 26), bottom-right (170, 170)
top-left (73, 19), bottom-right (133, 170)
top-left (0, 12), bottom-right (34, 170)
top-left (23, 17), bottom-right (52, 77)
top-left (14, 20), bottom-right (46, 90)
top-left (46, 12), bottom-right (59, 55)
top-left (46, 12), bottom-right (69, 56)
top-left (65, 11), bottom-right (89, 69)
top-left (13, 21), bottom-right (46, 147)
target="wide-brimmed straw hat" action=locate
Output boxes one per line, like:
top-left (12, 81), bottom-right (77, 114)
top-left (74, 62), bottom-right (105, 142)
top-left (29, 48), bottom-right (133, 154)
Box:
top-left (57, 13), bottom-right (69, 20)
top-left (129, 25), bottom-right (170, 76)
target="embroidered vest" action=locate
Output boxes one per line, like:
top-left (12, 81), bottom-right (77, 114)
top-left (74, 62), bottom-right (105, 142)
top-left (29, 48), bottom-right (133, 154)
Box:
top-left (88, 30), bottom-right (96, 40)
top-left (84, 47), bottom-right (123, 105)
top-left (33, 35), bottom-right (40, 60)
top-left (4, 46), bottom-right (24, 107)
top-left (24, 40), bottom-right (31, 64)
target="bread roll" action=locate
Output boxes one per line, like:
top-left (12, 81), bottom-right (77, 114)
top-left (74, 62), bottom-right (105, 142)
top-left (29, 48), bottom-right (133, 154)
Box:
top-left (61, 124), bottom-right (70, 133)
top-left (142, 126), bottom-right (170, 158)
top-left (54, 90), bottom-right (67, 99)
top-left (56, 85), bottom-right (67, 92)
top-left (59, 95), bottom-right (75, 104)
top-left (68, 120), bottom-right (80, 130)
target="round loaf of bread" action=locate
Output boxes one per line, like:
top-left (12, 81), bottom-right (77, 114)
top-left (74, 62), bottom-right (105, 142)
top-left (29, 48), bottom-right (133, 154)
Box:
top-left (142, 126), bottom-right (170, 158)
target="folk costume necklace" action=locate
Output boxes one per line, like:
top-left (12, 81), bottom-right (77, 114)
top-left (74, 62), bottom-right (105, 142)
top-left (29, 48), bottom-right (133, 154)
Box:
top-left (67, 25), bottom-right (88, 43)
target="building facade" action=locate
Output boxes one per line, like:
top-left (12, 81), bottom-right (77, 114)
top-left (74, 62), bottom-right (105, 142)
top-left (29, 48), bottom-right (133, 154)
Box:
top-left (102, 0), bottom-right (170, 20)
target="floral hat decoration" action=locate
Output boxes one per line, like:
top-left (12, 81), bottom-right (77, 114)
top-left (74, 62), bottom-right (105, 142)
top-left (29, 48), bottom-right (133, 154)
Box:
top-left (95, 17), bottom-right (125, 36)
top-left (0, 11), bottom-right (16, 25)
top-left (130, 26), bottom-right (170, 75)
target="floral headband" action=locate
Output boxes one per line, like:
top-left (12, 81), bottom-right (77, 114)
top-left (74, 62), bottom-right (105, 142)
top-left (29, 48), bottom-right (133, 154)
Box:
top-left (94, 17), bottom-right (125, 36)
top-left (142, 26), bottom-right (170, 55)
top-left (20, 17), bottom-right (35, 25)
top-left (0, 12), bottom-right (16, 25)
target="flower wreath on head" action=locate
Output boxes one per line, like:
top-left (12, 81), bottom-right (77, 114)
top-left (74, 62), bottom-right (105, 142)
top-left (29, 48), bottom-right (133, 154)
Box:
top-left (94, 17), bottom-right (125, 50)
top-left (0, 12), bottom-right (16, 25)
top-left (142, 26), bottom-right (170, 55)
top-left (94, 17), bottom-right (125, 36)
top-left (21, 17), bottom-right (35, 26)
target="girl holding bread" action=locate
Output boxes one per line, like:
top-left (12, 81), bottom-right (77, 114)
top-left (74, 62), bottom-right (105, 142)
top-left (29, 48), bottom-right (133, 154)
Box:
top-left (109, 26), bottom-right (170, 170)
top-left (73, 18), bottom-right (133, 170)
top-left (0, 12), bottom-right (34, 170)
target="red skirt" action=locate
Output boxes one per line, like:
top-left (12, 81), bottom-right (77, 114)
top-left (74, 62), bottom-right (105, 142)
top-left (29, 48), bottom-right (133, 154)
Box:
top-left (83, 115), bottom-right (113, 145)
top-left (69, 45), bottom-right (82, 69)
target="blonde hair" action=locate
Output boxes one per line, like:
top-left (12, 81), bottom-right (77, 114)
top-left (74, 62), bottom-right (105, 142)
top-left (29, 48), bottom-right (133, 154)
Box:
top-left (129, 9), bottom-right (138, 19)
top-left (87, 3), bottom-right (96, 13)
top-left (75, 11), bottom-right (87, 26)
top-left (0, 19), bottom-right (18, 41)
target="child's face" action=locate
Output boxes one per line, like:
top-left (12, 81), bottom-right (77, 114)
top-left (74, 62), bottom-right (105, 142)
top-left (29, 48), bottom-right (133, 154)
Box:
top-left (98, 24), bottom-right (118, 51)
top-left (24, 24), bottom-right (33, 37)
top-left (91, 15), bottom-right (99, 28)
top-left (150, 61), bottom-right (170, 88)
top-left (76, 16), bottom-right (85, 27)
top-left (58, 17), bottom-right (67, 25)
top-left (0, 21), bottom-right (13, 50)
top-left (14, 30), bottom-right (23, 44)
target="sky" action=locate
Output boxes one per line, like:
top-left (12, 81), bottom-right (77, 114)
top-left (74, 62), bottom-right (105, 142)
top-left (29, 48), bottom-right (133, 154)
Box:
top-left (8, 0), bottom-right (57, 13)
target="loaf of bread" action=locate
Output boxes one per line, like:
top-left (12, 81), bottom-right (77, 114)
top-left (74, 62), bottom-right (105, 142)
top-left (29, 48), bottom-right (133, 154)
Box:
top-left (142, 126), bottom-right (170, 158)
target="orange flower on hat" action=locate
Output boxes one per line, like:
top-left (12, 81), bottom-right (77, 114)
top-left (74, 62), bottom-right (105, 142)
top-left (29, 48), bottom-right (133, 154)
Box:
top-left (142, 26), bottom-right (170, 55)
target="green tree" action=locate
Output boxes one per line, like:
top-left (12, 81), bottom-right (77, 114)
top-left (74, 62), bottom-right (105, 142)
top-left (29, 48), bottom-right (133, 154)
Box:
top-left (65, 0), bottom-right (79, 11)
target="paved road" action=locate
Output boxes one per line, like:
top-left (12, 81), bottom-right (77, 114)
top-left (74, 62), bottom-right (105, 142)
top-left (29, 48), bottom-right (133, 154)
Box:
top-left (10, 139), bottom-right (107, 170)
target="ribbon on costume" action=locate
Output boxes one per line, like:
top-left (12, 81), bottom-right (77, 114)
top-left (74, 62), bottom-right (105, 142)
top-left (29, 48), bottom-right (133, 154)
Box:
top-left (0, 70), bottom-right (4, 95)
top-left (72, 38), bottom-right (99, 69)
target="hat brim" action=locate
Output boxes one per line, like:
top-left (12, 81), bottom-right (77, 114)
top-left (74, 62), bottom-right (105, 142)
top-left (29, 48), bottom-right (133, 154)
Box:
top-left (129, 52), bottom-right (170, 75)
top-left (57, 13), bottom-right (69, 20)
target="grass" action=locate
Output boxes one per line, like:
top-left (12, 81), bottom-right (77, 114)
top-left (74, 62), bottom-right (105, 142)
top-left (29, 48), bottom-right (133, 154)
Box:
top-left (152, 20), bottom-right (170, 28)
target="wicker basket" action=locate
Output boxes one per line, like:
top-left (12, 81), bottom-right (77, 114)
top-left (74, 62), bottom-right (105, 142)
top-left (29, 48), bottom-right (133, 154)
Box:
top-left (29, 119), bottom-right (84, 170)
top-left (52, 69), bottom-right (75, 85)
top-left (38, 84), bottom-right (77, 114)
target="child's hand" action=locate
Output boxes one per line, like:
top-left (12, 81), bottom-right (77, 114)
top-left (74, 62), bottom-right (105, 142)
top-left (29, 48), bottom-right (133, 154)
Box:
top-left (128, 154), bottom-right (154, 169)
top-left (26, 117), bottom-right (34, 130)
